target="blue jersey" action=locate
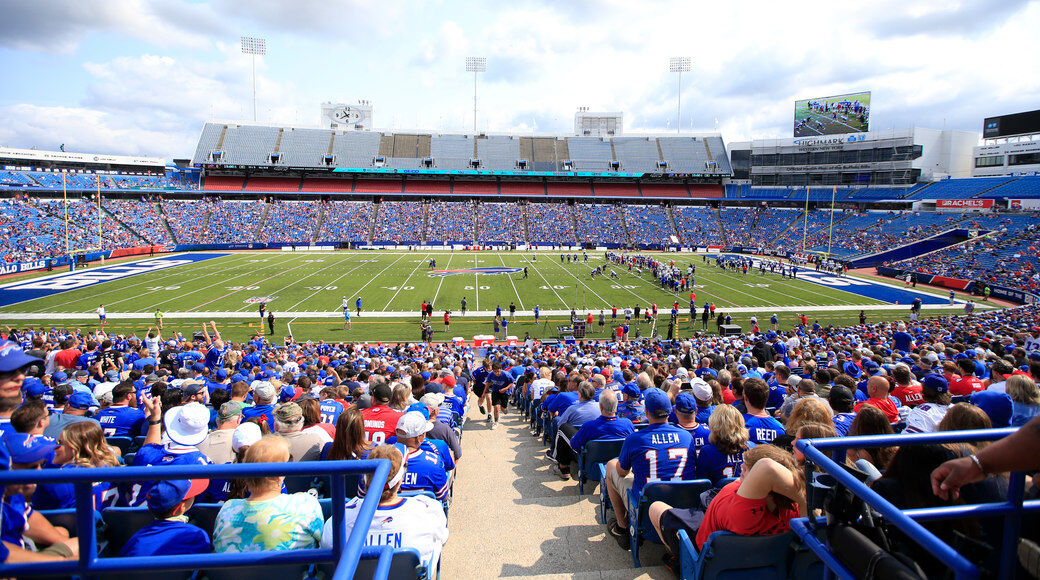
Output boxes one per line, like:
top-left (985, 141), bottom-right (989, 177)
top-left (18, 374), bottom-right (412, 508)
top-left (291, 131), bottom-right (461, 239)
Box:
top-left (319, 399), bottom-right (344, 424)
top-left (486, 372), bottom-right (513, 393)
top-left (204, 345), bottom-right (227, 370)
top-left (547, 391), bottom-right (579, 415)
top-left (744, 414), bottom-right (784, 444)
top-left (684, 424), bottom-right (710, 455)
top-left (33, 464), bottom-right (119, 511)
top-left (121, 520), bottom-right (211, 556)
top-left (241, 404), bottom-right (276, 431)
top-left (765, 380), bottom-right (786, 409)
top-left (124, 446), bottom-right (210, 507)
top-left (617, 423), bottom-right (693, 496)
top-left (569, 416), bottom-right (635, 452)
top-left (617, 401), bottom-right (646, 423)
top-left (471, 366), bottom-right (489, 390)
top-left (401, 448), bottom-right (450, 500)
top-left (1, 494), bottom-right (32, 548)
top-left (131, 356), bottom-right (158, 371)
top-left (832, 413), bottom-right (856, 436)
top-left (694, 442), bottom-right (746, 484)
top-left (176, 351), bottom-right (204, 368)
top-left (95, 405), bottom-right (146, 437)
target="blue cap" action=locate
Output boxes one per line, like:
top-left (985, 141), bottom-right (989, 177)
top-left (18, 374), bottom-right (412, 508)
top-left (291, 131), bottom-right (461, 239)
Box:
top-left (407, 402), bottom-right (430, 419)
top-left (278, 385), bottom-right (297, 403)
top-left (214, 368), bottom-right (228, 380)
top-left (421, 371), bottom-right (432, 381)
top-left (146, 478), bottom-right (210, 513)
top-left (0, 340), bottom-right (42, 373)
top-left (621, 383), bottom-right (641, 399)
top-left (842, 362), bottom-right (862, 379)
top-left (52, 371), bottom-right (68, 383)
top-left (191, 363), bottom-right (205, 372)
top-left (970, 391), bottom-right (1013, 428)
top-left (674, 392), bottom-right (698, 414)
top-left (920, 373), bottom-right (949, 394)
top-left (5, 433), bottom-right (57, 464)
top-left (424, 383), bottom-right (444, 394)
top-left (23, 377), bottom-right (46, 398)
top-left (862, 360), bottom-right (881, 376)
top-left (67, 391), bottom-right (94, 409)
top-left (644, 387), bottom-right (672, 417)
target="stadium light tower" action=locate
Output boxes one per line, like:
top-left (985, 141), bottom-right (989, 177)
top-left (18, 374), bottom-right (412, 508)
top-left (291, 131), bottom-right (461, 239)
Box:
top-left (465, 57), bottom-right (487, 133)
top-left (241, 36), bottom-right (267, 122)
top-left (669, 57), bottom-right (691, 134)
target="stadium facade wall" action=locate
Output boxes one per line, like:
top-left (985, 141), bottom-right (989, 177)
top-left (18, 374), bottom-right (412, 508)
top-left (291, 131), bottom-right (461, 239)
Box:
top-left (876, 266), bottom-right (1038, 304)
top-left (845, 228), bottom-right (971, 268)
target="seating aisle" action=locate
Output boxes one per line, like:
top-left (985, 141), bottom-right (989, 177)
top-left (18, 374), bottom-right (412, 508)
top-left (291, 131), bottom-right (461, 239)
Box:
top-left (442, 404), bottom-right (667, 579)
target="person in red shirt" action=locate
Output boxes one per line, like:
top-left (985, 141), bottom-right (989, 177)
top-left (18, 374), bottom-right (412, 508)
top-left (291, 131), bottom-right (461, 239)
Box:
top-left (586, 312), bottom-right (593, 325)
top-left (615, 325), bottom-right (624, 342)
top-left (949, 358), bottom-right (985, 396)
top-left (53, 338), bottom-right (82, 370)
top-left (648, 444), bottom-right (805, 566)
top-left (443, 311), bottom-right (450, 332)
top-left (360, 383), bottom-right (403, 445)
top-left (855, 376), bottom-right (899, 422)
top-left (889, 365), bottom-right (923, 407)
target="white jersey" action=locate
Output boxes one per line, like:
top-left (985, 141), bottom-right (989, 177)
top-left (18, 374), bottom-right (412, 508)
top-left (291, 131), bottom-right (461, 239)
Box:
top-left (1025, 336), bottom-right (1040, 355)
top-left (529, 378), bottom-right (554, 400)
top-left (904, 403), bottom-right (949, 434)
top-left (97, 307), bottom-right (106, 317)
top-left (342, 298), bottom-right (350, 310)
top-left (321, 494), bottom-right (448, 564)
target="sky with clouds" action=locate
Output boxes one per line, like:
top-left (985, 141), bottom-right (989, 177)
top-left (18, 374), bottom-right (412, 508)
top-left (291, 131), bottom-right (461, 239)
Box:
top-left (0, 0), bottom-right (1038, 161)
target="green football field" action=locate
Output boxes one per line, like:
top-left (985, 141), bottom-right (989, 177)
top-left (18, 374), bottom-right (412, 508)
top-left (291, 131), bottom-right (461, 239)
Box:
top-left (0, 250), bottom-right (984, 342)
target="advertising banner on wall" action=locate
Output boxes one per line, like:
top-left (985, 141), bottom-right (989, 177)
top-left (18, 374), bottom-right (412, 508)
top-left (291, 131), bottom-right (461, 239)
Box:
top-left (936, 199), bottom-right (994, 209)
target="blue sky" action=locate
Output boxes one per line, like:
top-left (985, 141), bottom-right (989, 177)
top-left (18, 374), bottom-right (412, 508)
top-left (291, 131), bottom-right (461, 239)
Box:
top-left (1, 0), bottom-right (1038, 160)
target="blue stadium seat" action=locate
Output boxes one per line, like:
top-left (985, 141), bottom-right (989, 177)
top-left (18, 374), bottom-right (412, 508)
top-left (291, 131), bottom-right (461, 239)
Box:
top-left (106, 436), bottom-right (134, 457)
top-left (185, 503), bottom-right (224, 538)
top-left (317, 547), bottom-right (431, 580)
top-left (678, 529), bottom-right (794, 580)
top-left (37, 508), bottom-right (80, 538)
top-left (574, 437), bottom-right (624, 495)
top-left (202, 564), bottom-right (313, 580)
top-left (101, 506), bottom-right (156, 556)
top-left (627, 479), bottom-right (713, 567)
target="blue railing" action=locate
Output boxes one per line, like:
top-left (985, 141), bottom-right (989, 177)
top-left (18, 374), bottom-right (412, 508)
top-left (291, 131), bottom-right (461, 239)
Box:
top-left (793, 428), bottom-right (1034, 580)
top-left (0, 459), bottom-right (390, 579)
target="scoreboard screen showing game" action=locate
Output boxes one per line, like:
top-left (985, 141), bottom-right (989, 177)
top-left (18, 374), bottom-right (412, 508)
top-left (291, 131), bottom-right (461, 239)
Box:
top-left (794, 91), bottom-right (871, 137)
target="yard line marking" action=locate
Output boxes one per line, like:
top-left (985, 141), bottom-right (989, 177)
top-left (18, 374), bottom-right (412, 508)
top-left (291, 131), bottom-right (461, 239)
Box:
top-left (542, 255), bottom-right (612, 309)
top-left (182, 256), bottom-right (318, 313)
top-left (473, 254), bottom-right (480, 311)
top-left (382, 253), bottom-right (429, 311)
top-left (431, 253), bottom-right (453, 307)
top-left (617, 264), bottom-right (739, 308)
top-left (499, 254), bottom-right (525, 312)
top-left (523, 256), bottom-right (567, 309)
top-left (338, 253), bottom-right (410, 309)
top-left (233, 252), bottom-right (357, 312)
top-left (285, 254), bottom-right (369, 311)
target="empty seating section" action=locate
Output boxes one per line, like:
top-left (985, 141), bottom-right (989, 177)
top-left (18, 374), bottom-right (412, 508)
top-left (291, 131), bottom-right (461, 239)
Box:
top-left (704, 136), bottom-right (732, 173)
top-left (547, 182), bottom-right (591, 197)
top-left (893, 213), bottom-right (1040, 291)
top-left (624, 205), bottom-right (675, 246)
top-left (244, 177), bottom-right (300, 191)
top-left (575, 204), bottom-right (626, 245)
top-left (611, 138), bottom-right (660, 172)
top-left (301, 178), bottom-right (353, 192)
top-left (566, 138), bottom-right (614, 171)
top-left (104, 200), bottom-right (171, 244)
top-left (814, 211), bottom-right (965, 256)
top-left (640, 183), bottom-right (689, 198)
top-left (404, 180), bottom-right (451, 194)
top-left (0, 171), bottom-right (183, 190)
top-left (219, 125), bottom-right (280, 166)
top-left (500, 181), bottom-right (544, 196)
top-left (526, 203), bottom-right (576, 245)
top-left (260, 201), bottom-right (319, 243)
top-left (277, 128), bottom-right (331, 167)
top-left (204, 200), bottom-right (265, 243)
top-left (904, 176), bottom-right (1013, 200)
top-left (476, 136), bottom-right (520, 169)
top-left (204, 176), bottom-right (245, 191)
top-left (0, 198), bottom-right (72, 261)
top-left (593, 183), bottom-right (640, 197)
top-left (475, 202), bottom-right (524, 242)
top-left (191, 122), bottom-right (226, 165)
top-left (372, 201), bottom-right (424, 243)
top-left (984, 176), bottom-right (1040, 198)
top-left (330, 131), bottom-right (381, 168)
top-left (35, 198), bottom-right (135, 248)
top-left (688, 184), bottom-right (723, 198)
top-left (0, 170), bottom-right (38, 187)
top-left (426, 201), bottom-right (473, 242)
top-left (161, 200), bottom-right (210, 243)
top-left (452, 181), bottom-right (498, 195)
top-left (354, 179), bottom-right (402, 193)
top-left (672, 206), bottom-right (724, 246)
top-left (657, 137), bottom-right (711, 173)
top-left (430, 135), bottom-right (473, 171)
top-left (319, 201), bottom-right (373, 242)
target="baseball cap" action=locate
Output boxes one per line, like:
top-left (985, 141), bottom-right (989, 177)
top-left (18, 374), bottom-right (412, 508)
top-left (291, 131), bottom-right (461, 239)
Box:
top-left (371, 383), bottom-right (392, 402)
top-left (51, 371), bottom-right (68, 384)
top-left (254, 381), bottom-right (276, 401)
top-left (828, 385), bottom-right (854, 409)
top-left (406, 402), bottom-right (430, 419)
top-left (182, 382), bottom-right (205, 397)
top-left (420, 392), bottom-right (445, 409)
top-left (5, 433), bottom-right (58, 464)
top-left (104, 370), bottom-right (120, 382)
top-left (275, 402), bottom-right (303, 422)
top-left (145, 373), bottom-right (161, 384)
top-left (147, 478), bottom-right (209, 513)
top-left (920, 374), bottom-right (949, 394)
top-left (67, 391), bottom-right (94, 410)
top-left (396, 411), bottom-right (433, 438)
top-left (191, 363), bottom-right (206, 373)
top-left (643, 387), bottom-right (672, 417)
top-left (0, 341), bottom-right (42, 373)
top-left (970, 391), bottom-right (1013, 428)
top-left (278, 385), bottom-right (297, 403)
top-left (674, 392), bottom-right (698, 413)
top-left (862, 360), bottom-right (881, 376)
top-left (23, 378), bottom-right (47, 399)
top-left (214, 368), bottom-right (228, 381)
top-left (163, 402), bottom-right (211, 446)
top-left (621, 383), bottom-right (640, 399)
top-left (218, 401), bottom-right (245, 423)
top-left (231, 422), bottom-right (262, 452)
top-left (424, 383), bottom-right (444, 394)
top-left (691, 379), bottom-right (713, 402)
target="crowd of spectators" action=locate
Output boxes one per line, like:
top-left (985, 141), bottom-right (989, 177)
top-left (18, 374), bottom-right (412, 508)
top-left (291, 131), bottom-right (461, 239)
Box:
top-left (35, 198), bottom-right (136, 248)
top-left (259, 201), bottom-right (320, 244)
top-left (203, 200), bottom-right (265, 243)
top-left (575, 204), bottom-right (627, 245)
top-left (0, 170), bottom-right (178, 190)
top-left (425, 201), bottom-right (474, 242)
top-left (0, 197), bottom-right (68, 262)
top-left (317, 201), bottom-right (373, 243)
top-left (623, 205), bottom-right (675, 246)
top-left (160, 200), bottom-right (211, 244)
top-left (526, 203), bottom-right (576, 246)
top-left (104, 199), bottom-right (171, 245)
top-left (475, 202), bottom-right (524, 243)
top-left (672, 206), bottom-right (725, 247)
top-left (372, 201), bottom-right (424, 243)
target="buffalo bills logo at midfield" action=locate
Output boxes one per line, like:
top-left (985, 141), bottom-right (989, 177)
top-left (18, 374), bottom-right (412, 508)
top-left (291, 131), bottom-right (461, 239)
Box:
top-left (428, 267), bottom-right (521, 277)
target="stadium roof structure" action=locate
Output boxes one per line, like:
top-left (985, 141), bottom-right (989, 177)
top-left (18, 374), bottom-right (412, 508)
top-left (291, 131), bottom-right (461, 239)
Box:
top-left (191, 122), bottom-right (732, 178)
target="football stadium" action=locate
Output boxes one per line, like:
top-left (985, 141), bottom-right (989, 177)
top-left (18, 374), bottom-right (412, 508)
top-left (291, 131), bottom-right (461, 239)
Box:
top-left (2, 3), bottom-right (1040, 579)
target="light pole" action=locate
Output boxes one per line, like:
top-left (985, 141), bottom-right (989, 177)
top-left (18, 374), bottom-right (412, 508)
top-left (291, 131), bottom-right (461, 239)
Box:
top-left (465, 57), bottom-right (486, 133)
top-left (241, 36), bottom-right (267, 122)
top-left (669, 57), bottom-right (691, 134)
